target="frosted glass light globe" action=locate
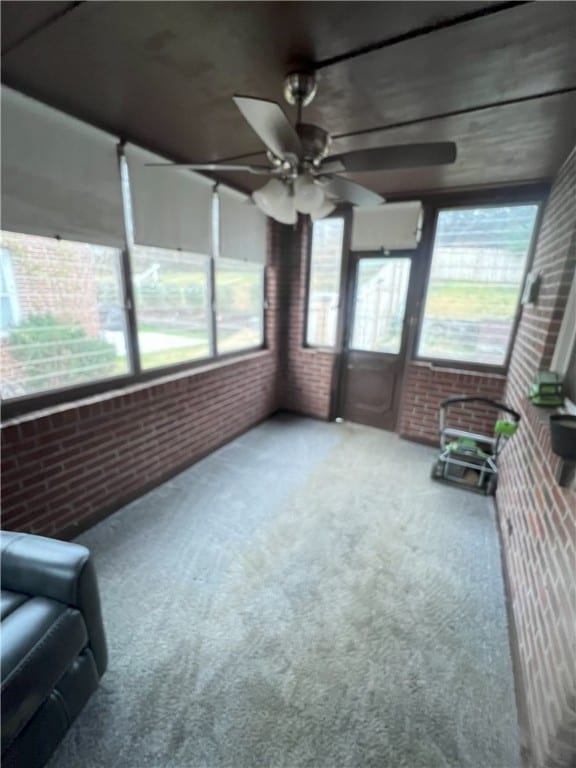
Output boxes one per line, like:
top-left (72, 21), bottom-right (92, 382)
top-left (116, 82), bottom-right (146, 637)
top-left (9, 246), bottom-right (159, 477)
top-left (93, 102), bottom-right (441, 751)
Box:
top-left (293, 174), bottom-right (324, 214)
top-left (253, 179), bottom-right (287, 215)
top-left (253, 179), bottom-right (297, 224)
top-left (311, 198), bottom-right (337, 221)
top-left (271, 197), bottom-right (297, 224)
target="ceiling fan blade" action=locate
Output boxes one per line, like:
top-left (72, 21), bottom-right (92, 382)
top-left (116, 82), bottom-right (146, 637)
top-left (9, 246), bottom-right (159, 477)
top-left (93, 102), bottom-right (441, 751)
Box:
top-left (320, 175), bottom-right (385, 207)
top-left (324, 142), bottom-right (457, 173)
top-left (233, 96), bottom-right (302, 160)
top-left (145, 162), bottom-right (274, 176)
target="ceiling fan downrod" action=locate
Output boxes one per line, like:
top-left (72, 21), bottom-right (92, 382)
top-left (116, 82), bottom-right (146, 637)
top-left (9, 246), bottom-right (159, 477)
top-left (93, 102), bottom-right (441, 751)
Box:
top-left (283, 72), bottom-right (331, 167)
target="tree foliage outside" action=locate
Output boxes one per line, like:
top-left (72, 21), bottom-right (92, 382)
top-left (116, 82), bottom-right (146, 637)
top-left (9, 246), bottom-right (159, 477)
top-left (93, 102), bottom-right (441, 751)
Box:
top-left (9, 314), bottom-right (117, 394)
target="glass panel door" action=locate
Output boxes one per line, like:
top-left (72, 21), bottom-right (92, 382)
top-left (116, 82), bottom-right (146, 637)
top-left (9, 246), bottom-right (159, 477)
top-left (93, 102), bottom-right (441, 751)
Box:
top-left (339, 253), bottom-right (414, 432)
top-left (350, 257), bottom-right (411, 354)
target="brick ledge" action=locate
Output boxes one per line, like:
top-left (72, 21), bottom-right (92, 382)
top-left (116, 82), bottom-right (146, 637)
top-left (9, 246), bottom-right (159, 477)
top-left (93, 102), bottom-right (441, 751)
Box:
top-left (408, 360), bottom-right (507, 381)
top-left (2, 349), bottom-right (273, 428)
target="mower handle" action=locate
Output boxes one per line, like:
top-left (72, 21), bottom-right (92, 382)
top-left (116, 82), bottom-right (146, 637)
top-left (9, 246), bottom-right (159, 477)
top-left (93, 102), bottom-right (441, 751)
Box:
top-left (440, 397), bottom-right (521, 422)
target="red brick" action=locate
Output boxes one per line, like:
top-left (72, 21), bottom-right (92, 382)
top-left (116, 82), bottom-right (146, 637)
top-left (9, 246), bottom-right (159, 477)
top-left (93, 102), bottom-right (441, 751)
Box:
top-left (497, 147), bottom-right (576, 768)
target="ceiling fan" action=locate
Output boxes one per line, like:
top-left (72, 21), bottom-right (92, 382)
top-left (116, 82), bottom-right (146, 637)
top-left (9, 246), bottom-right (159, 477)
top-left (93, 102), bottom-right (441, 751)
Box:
top-left (148, 72), bottom-right (457, 224)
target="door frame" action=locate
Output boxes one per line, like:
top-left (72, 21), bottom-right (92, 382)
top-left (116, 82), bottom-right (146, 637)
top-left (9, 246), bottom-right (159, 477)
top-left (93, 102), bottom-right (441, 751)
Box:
top-left (332, 246), bottom-right (420, 430)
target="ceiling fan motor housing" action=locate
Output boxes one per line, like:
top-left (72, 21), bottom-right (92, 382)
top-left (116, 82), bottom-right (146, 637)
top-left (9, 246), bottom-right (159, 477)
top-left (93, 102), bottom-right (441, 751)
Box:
top-left (296, 123), bottom-right (332, 164)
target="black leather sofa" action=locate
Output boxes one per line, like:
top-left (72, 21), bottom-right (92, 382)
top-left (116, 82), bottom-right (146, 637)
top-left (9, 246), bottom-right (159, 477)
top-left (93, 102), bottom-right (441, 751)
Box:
top-left (1, 531), bottom-right (107, 768)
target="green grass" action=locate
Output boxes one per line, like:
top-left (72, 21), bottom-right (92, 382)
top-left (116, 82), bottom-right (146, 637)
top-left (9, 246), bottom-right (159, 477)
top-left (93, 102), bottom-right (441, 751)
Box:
top-left (140, 344), bottom-right (210, 370)
top-left (425, 281), bottom-right (520, 320)
top-left (138, 325), bottom-right (207, 338)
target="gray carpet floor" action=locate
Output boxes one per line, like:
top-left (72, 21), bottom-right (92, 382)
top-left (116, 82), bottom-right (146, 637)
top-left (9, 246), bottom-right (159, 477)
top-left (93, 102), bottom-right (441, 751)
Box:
top-left (49, 415), bottom-right (520, 768)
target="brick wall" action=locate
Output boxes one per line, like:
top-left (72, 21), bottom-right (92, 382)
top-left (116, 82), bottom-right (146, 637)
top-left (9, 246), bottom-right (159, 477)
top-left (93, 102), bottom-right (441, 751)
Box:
top-left (1, 230), bottom-right (103, 335)
top-left (1, 237), bottom-right (281, 540)
top-left (1, 351), bottom-right (278, 539)
top-left (398, 362), bottom-right (507, 444)
top-left (277, 218), bottom-right (336, 420)
top-left (497, 146), bottom-right (576, 768)
top-left (276, 217), bottom-right (510, 432)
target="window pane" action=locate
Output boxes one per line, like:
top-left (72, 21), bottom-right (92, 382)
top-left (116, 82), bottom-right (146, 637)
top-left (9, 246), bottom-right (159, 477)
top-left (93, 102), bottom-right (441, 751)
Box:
top-left (215, 259), bottom-right (264, 354)
top-left (351, 258), bottom-right (411, 354)
top-left (131, 245), bottom-right (211, 370)
top-left (306, 218), bottom-right (345, 347)
top-left (1, 231), bottom-right (129, 399)
top-left (418, 205), bottom-right (538, 365)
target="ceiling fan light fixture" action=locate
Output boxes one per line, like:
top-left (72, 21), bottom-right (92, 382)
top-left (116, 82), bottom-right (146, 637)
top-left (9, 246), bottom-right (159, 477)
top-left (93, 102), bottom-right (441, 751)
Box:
top-left (271, 198), bottom-right (298, 225)
top-left (253, 178), bottom-right (297, 224)
top-left (310, 198), bottom-right (337, 221)
top-left (293, 174), bottom-right (325, 214)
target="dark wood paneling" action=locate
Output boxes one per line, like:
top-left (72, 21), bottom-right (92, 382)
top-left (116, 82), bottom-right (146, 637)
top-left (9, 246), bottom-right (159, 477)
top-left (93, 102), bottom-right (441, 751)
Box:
top-left (311, 3), bottom-right (576, 135)
top-left (332, 92), bottom-right (576, 197)
top-left (1, 1), bottom-right (575, 195)
top-left (193, 91), bottom-right (576, 195)
top-left (1, 1), bottom-right (76, 51)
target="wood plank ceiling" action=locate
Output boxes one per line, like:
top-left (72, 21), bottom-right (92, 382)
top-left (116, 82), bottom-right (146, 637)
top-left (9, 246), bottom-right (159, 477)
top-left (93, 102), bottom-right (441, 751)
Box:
top-left (2, 1), bottom-right (575, 197)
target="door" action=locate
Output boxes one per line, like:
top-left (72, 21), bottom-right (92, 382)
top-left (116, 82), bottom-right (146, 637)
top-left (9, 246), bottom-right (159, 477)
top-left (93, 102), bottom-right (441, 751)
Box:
top-left (338, 252), bottom-right (413, 431)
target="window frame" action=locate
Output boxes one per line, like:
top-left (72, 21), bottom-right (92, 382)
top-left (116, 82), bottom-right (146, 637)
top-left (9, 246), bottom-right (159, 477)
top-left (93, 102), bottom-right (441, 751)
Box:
top-left (303, 212), bottom-right (348, 351)
top-left (413, 192), bottom-right (546, 374)
top-left (1, 239), bottom-right (267, 421)
top-left (214, 257), bottom-right (266, 356)
top-left (348, 253), bottom-right (413, 356)
top-left (0, 234), bottom-right (134, 404)
top-left (129, 243), bottom-right (214, 372)
top-left (1, 143), bottom-right (267, 420)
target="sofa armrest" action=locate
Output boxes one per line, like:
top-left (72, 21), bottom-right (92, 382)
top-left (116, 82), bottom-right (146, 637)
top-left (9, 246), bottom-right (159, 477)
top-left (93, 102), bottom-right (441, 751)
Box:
top-left (1, 532), bottom-right (108, 676)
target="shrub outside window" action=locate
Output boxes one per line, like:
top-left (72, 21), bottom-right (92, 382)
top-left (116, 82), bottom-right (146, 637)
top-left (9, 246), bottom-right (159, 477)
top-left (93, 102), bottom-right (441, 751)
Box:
top-left (306, 218), bottom-right (345, 348)
top-left (417, 205), bottom-right (539, 366)
top-left (131, 245), bottom-right (211, 370)
top-left (215, 259), bottom-right (264, 354)
top-left (0, 231), bottom-right (129, 399)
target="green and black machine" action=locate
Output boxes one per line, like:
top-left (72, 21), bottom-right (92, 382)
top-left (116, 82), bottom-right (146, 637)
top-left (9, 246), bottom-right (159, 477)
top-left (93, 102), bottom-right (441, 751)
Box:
top-left (430, 396), bottom-right (521, 495)
top-left (529, 371), bottom-right (563, 407)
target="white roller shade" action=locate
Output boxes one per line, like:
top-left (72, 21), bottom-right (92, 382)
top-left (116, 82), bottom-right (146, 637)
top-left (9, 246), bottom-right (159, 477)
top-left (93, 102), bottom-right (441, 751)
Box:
top-left (125, 144), bottom-right (213, 254)
top-left (352, 202), bottom-right (423, 251)
top-left (1, 86), bottom-right (124, 247)
top-left (219, 185), bottom-right (267, 264)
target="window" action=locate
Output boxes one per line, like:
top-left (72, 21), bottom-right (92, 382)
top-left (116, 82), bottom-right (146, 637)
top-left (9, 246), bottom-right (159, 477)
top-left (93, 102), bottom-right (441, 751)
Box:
top-left (215, 259), bottom-right (264, 354)
top-left (418, 205), bottom-right (539, 366)
top-left (0, 231), bottom-right (129, 399)
top-left (131, 246), bottom-right (211, 370)
top-left (1, 91), bottom-right (268, 414)
top-left (1, 250), bottom-right (20, 335)
top-left (350, 257), bottom-right (411, 354)
top-left (306, 217), bottom-right (345, 348)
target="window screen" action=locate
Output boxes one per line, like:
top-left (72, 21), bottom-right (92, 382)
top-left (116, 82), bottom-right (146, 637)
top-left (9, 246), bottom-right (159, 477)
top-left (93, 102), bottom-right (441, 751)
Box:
top-left (418, 205), bottom-right (538, 366)
top-left (306, 218), bottom-right (345, 348)
top-left (215, 259), bottom-right (264, 354)
top-left (131, 245), bottom-right (211, 370)
top-left (1, 231), bottom-right (129, 399)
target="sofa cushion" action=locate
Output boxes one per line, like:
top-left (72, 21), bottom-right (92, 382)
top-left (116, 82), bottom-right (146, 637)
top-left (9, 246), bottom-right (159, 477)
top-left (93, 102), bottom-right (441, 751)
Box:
top-left (2, 649), bottom-right (100, 768)
top-left (1, 532), bottom-right (108, 676)
top-left (1, 591), bottom-right (28, 621)
top-left (1, 596), bottom-right (87, 751)
top-left (0, 689), bottom-right (68, 768)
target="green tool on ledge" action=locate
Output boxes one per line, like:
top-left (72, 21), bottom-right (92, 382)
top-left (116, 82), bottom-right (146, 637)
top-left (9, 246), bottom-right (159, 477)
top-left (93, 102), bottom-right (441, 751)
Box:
top-left (529, 371), bottom-right (563, 407)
